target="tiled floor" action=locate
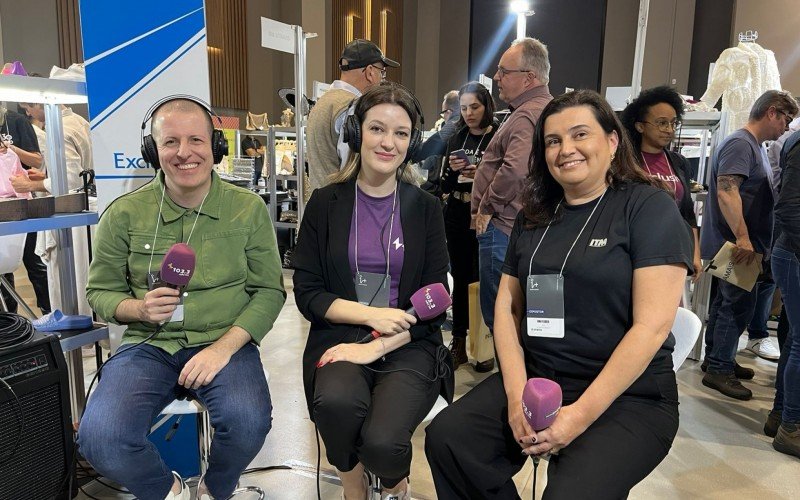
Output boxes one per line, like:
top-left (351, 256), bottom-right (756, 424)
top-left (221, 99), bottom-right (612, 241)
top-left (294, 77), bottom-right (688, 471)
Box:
top-left (10, 268), bottom-right (800, 499)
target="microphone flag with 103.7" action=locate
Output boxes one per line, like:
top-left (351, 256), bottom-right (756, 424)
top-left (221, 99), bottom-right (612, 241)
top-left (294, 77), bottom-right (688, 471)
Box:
top-left (522, 378), bottom-right (562, 431)
top-left (357, 283), bottom-right (451, 343)
top-left (150, 243), bottom-right (196, 324)
top-left (159, 243), bottom-right (196, 288)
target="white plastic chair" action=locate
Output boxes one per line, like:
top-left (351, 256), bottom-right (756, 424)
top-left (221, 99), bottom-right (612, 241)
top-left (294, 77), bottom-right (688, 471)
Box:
top-left (671, 307), bottom-right (702, 372)
top-left (0, 233), bottom-right (36, 316)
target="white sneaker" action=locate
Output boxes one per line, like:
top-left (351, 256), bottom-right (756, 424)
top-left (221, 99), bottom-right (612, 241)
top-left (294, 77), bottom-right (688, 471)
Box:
top-left (380, 480), bottom-right (410, 500)
top-left (164, 472), bottom-right (190, 500)
top-left (746, 337), bottom-right (780, 361)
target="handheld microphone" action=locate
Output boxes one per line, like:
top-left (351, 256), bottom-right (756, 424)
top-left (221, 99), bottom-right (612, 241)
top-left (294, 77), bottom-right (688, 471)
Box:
top-left (356, 283), bottom-right (451, 343)
top-left (521, 378), bottom-right (562, 431)
top-left (159, 243), bottom-right (196, 288)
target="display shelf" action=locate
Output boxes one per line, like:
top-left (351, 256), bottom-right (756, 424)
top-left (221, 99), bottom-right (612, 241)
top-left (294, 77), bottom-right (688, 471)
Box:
top-left (0, 74), bottom-right (88, 104)
top-left (47, 324), bottom-right (109, 352)
top-left (0, 212), bottom-right (98, 236)
top-left (275, 175), bottom-right (298, 181)
top-left (274, 221), bottom-right (298, 229)
top-left (681, 111), bottom-right (721, 128)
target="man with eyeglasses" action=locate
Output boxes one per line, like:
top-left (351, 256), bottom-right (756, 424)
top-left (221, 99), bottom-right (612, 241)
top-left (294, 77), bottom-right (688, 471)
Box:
top-left (306, 39), bottom-right (398, 193)
top-left (701, 90), bottom-right (799, 401)
top-left (470, 38), bottom-right (553, 371)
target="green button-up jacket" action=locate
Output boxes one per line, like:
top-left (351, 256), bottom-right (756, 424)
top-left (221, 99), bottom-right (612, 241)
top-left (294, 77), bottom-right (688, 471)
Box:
top-left (87, 171), bottom-right (286, 354)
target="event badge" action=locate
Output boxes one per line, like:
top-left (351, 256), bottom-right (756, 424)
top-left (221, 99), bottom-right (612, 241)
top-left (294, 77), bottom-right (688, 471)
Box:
top-left (147, 271), bottom-right (185, 323)
top-left (526, 274), bottom-right (565, 338)
top-left (355, 271), bottom-right (390, 307)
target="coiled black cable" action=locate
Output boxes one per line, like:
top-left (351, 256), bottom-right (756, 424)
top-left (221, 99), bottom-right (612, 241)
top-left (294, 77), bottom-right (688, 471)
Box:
top-left (0, 312), bottom-right (35, 350)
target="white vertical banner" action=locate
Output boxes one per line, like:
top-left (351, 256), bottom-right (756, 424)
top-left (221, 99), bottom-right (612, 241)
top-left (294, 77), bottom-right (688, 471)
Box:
top-left (78, 0), bottom-right (211, 212)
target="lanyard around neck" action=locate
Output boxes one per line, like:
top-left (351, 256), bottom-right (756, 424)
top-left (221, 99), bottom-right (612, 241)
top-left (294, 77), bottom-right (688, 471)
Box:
top-left (641, 151), bottom-right (677, 193)
top-left (147, 184), bottom-right (210, 276)
top-left (354, 181), bottom-right (398, 278)
top-left (461, 127), bottom-right (489, 154)
top-left (527, 187), bottom-right (608, 278)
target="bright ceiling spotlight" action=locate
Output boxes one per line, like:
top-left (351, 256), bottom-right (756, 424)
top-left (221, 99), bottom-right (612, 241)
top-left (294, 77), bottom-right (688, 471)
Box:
top-left (510, 1), bottom-right (531, 14)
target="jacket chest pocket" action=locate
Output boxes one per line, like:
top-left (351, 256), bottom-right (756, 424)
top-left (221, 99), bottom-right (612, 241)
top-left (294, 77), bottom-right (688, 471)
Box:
top-left (128, 233), bottom-right (177, 289)
top-left (200, 228), bottom-right (249, 287)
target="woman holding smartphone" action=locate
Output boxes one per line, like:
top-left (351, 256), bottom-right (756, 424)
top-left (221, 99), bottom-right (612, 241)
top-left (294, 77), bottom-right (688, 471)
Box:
top-left (292, 83), bottom-right (452, 500)
top-left (441, 81), bottom-right (498, 369)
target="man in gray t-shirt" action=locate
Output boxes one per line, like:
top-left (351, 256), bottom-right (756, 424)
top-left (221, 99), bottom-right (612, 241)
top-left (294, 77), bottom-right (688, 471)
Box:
top-left (700, 90), bottom-right (798, 401)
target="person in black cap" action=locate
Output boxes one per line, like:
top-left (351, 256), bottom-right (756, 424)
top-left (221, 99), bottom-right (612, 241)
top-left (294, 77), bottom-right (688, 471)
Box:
top-left (307, 39), bottom-right (399, 193)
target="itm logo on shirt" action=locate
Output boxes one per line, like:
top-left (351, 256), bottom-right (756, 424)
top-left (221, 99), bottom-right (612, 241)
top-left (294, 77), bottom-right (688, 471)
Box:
top-left (589, 238), bottom-right (607, 248)
top-left (392, 237), bottom-right (404, 250)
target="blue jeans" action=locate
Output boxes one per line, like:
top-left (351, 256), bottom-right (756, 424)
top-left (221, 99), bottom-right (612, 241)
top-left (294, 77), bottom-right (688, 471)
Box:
top-left (477, 221), bottom-right (509, 334)
top-left (78, 343), bottom-right (272, 500)
top-left (747, 279), bottom-right (777, 340)
top-left (771, 246), bottom-right (800, 423)
top-left (704, 277), bottom-right (758, 373)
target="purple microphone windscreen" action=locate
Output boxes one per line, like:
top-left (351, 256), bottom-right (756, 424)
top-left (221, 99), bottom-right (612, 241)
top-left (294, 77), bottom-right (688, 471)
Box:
top-left (521, 378), bottom-right (562, 431)
top-left (408, 283), bottom-right (451, 321)
top-left (160, 243), bottom-right (196, 287)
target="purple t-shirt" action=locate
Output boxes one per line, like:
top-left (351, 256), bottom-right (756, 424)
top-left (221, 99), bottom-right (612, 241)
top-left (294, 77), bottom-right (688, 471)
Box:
top-left (348, 185), bottom-right (405, 307)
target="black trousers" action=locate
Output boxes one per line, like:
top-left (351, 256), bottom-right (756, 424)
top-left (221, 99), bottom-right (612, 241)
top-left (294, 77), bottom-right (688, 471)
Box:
top-left (444, 198), bottom-right (479, 338)
top-left (1, 232), bottom-right (50, 314)
top-left (425, 373), bottom-right (678, 500)
top-left (313, 346), bottom-right (440, 488)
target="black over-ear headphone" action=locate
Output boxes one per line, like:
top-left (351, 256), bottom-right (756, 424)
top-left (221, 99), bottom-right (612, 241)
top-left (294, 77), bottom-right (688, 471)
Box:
top-left (140, 94), bottom-right (229, 169)
top-left (342, 82), bottom-right (425, 164)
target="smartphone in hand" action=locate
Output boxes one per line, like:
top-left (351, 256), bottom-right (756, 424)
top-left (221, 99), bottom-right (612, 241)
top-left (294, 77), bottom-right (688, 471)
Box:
top-left (450, 149), bottom-right (471, 163)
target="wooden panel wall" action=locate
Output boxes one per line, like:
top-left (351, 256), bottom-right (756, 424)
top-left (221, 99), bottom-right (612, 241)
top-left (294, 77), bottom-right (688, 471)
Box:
top-left (206, 0), bottom-right (248, 110)
top-left (331, 0), bottom-right (403, 83)
top-left (56, 0), bottom-right (83, 67)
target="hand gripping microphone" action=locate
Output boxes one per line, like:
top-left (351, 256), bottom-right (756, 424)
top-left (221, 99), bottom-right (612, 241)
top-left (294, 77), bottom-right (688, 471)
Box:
top-left (521, 378), bottom-right (562, 431)
top-left (159, 243), bottom-right (196, 289)
top-left (357, 283), bottom-right (452, 343)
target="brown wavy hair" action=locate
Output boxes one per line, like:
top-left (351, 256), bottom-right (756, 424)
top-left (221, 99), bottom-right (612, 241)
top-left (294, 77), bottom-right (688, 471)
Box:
top-left (522, 90), bottom-right (656, 228)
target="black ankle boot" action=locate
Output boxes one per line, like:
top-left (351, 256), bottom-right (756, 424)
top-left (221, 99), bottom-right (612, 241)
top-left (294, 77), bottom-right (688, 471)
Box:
top-left (450, 337), bottom-right (468, 368)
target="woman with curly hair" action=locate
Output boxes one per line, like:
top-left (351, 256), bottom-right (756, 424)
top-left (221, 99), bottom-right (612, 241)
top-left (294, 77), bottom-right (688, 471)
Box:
top-left (621, 85), bottom-right (702, 278)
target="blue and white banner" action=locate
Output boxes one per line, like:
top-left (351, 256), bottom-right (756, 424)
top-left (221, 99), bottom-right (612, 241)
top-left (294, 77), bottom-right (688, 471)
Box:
top-left (78, 0), bottom-right (210, 211)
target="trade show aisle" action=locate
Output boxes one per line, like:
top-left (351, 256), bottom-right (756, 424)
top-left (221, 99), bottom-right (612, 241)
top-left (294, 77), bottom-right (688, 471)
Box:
top-left (13, 269), bottom-right (798, 499)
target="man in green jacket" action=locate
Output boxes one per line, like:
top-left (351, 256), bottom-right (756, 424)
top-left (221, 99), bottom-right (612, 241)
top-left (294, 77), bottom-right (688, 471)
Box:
top-left (79, 97), bottom-right (286, 500)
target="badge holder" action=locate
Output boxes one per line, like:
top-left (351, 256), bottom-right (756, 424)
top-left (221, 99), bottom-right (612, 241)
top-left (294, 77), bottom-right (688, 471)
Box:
top-left (524, 189), bottom-right (607, 339)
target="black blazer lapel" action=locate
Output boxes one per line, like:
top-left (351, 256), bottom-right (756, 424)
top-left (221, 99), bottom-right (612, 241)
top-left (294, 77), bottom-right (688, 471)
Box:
top-left (328, 180), bottom-right (358, 300)
top-left (398, 182), bottom-right (425, 308)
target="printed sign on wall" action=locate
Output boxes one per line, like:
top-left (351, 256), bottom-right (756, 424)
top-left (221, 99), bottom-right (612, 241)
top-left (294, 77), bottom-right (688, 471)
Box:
top-left (78, 0), bottom-right (211, 211)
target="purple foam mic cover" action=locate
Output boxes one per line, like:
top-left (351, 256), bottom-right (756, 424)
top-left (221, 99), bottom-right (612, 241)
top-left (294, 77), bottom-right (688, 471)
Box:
top-left (521, 378), bottom-right (562, 431)
top-left (408, 283), bottom-right (451, 321)
top-left (358, 283), bottom-right (452, 343)
top-left (160, 243), bottom-right (196, 288)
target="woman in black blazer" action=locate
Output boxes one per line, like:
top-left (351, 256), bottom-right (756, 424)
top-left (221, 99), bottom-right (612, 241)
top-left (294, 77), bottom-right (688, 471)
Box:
top-left (292, 83), bottom-right (452, 500)
top-left (622, 85), bottom-right (703, 278)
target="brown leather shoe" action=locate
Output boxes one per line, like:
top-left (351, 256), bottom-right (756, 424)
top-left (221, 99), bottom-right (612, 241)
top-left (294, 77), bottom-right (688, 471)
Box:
top-left (474, 358), bottom-right (495, 373)
top-left (449, 337), bottom-right (468, 368)
top-left (700, 359), bottom-right (755, 380)
top-left (773, 423), bottom-right (800, 459)
top-left (702, 372), bottom-right (752, 400)
top-left (765, 409), bottom-right (782, 438)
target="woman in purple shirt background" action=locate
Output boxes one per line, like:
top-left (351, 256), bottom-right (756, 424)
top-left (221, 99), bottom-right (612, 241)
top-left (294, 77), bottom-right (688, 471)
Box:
top-left (293, 83), bottom-right (452, 500)
top-left (622, 85), bottom-right (702, 279)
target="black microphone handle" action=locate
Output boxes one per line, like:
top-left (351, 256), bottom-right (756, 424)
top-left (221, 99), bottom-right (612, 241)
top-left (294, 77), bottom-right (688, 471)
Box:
top-left (354, 305), bottom-right (418, 344)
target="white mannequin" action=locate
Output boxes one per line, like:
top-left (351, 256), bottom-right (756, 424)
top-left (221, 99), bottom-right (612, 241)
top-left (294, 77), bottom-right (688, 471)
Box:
top-left (701, 42), bottom-right (782, 138)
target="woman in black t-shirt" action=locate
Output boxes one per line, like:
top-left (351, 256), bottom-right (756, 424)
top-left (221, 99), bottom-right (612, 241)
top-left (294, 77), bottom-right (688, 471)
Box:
top-left (426, 90), bottom-right (694, 499)
top-left (441, 81), bottom-right (498, 368)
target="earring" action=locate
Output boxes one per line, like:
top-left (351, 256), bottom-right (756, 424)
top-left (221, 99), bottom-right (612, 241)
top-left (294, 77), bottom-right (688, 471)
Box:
top-left (610, 151), bottom-right (616, 162)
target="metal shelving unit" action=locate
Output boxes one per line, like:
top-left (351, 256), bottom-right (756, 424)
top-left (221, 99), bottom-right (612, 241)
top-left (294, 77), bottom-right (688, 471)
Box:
top-left (0, 74), bottom-right (101, 418)
top-left (233, 126), bottom-right (303, 234)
